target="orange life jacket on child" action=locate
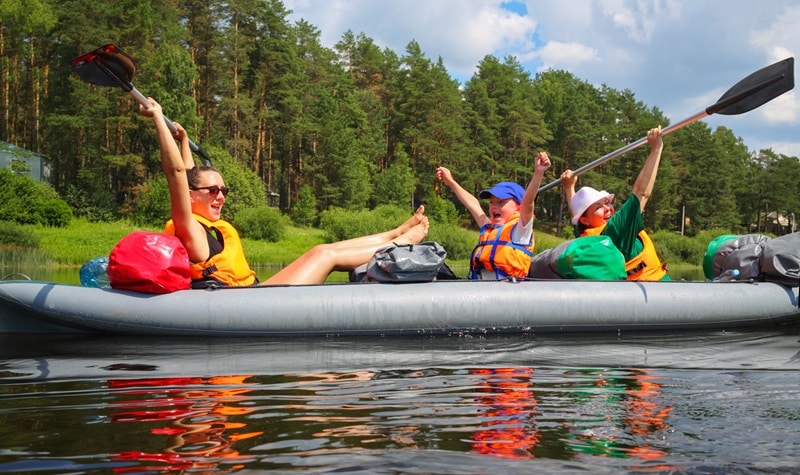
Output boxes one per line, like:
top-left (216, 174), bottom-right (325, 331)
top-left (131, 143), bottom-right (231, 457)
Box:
top-left (470, 214), bottom-right (534, 280)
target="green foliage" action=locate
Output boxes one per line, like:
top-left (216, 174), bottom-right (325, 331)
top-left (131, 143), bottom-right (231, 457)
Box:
top-left (425, 223), bottom-right (477, 261)
top-left (0, 170), bottom-right (39, 224)
top-left (693, 228), bottom-right (745, 249)
top-left (0, 169), bottom-right (72, 227)
top-left (374, 151), bottom-right (416, 207)
top-left (40, 199), bottom-right (74, 227)
top-left (671, 124), bottom-right (744, 233)
top-left (423, 194), bottom-right (460, 225)
top-left (291, 185), bottom-right (318, 227)
top-left (208, 145), bottom-right (268, 220)
top-left (560, 224), bottom-right (576, 240)
top-left (0, 220), bottom-right (40, 248)
top-left (319, 205), bottom-right (412, 242)
top-left (462, 55), bottom-right (552, 194)
top-left (242, 226), bottom-right (330, 267)
top-left (63, 166), bottom-right (119, 222)
top-left (533, 231), bottom-right (563, 254)
top-left (29, 219), bottom-right (144, 266)
top-left (3, 1), bottom-right (798, 246)
top-left (649, 230), bottom-right (706, 267)
top-left (9, 158), bottom-right (30, 174)
top-left (132, 176), bottom-right (171, 228)
top-left (131, 145), bottom-right (267, 228)
top-left (233, 207), bottom-right (288, 242)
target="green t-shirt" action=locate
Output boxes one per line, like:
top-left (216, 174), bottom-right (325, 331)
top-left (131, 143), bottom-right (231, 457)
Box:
top-left (599, 193), bottom-right (644, 261)
top-left (576, 193), bottom-right (670, 281)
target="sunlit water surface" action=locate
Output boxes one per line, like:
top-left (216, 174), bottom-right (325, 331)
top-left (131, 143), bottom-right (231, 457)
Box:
top-left (2, 329), bottom-right (800, 474)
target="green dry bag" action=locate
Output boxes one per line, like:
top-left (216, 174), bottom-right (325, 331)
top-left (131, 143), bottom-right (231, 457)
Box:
top-left (554, 235), bottom-right (626, 280)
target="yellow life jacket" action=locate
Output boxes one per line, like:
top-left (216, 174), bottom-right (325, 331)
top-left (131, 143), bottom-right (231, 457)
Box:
top-left (582, 225), bottom-right (667, 281)
top-left (470, 214), bottom-right (534, 280)
top-left (165, 215), bottom-right (257, 287)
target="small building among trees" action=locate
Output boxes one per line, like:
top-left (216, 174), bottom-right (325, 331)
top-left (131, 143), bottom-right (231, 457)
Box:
top-left (0, 142), bottom-right (50, 182)
top-left (758, 211), bottom-right (797, 235)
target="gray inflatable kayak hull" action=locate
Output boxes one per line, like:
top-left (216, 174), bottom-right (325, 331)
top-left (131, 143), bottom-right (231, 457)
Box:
top-left (0, 279), bottom-right (798, 336)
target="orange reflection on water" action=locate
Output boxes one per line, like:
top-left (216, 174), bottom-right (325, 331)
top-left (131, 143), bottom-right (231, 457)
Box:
top-left (107, 375), bottom-right (262, 473)
top-left (470, 367), bottom-right (539, 459)
top-left (623, 371), bottom-right (673, 467)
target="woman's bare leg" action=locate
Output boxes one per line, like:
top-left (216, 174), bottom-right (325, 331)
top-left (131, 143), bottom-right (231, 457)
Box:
top-left (264, 218), bottom-right (429, 285)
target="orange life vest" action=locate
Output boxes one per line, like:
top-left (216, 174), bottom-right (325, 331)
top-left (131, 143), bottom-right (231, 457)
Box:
top-left (582, 225), bottom-right (667, 281)
top-left (165, 215), bottom-right (257, 287)
top-left (470, 214), bottom-right (534, 279)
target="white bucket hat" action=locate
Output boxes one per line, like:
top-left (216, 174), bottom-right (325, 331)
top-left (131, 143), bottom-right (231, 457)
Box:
top-left (570, 186), bottom-right (614, 225)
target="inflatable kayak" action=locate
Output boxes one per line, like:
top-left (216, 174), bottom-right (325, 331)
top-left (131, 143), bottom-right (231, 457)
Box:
top-left (0, 279), bottom-right (798, 336)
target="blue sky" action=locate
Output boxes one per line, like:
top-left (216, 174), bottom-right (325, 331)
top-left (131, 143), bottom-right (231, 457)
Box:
top-left (283, 0), bottom-right (799, 159)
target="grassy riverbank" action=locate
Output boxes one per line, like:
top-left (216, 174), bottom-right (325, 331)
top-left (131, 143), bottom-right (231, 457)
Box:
top-left (10, 219), bottom-right (477, 277)
top-left (5, 218), bottom-right (705, 281)
top-left (21, 219), bottom-right (360, 268)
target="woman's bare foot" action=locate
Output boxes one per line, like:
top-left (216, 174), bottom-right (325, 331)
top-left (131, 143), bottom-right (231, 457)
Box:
top-left (396, 205), bottom-right (426, 235)
top-left (394, 216), bottom-right (429, 245)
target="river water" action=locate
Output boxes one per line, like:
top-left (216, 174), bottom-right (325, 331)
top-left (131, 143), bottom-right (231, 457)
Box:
top-left (2, 266), bottom-right (799, 473)
top-left (1, 329), bottom-right (800, 473)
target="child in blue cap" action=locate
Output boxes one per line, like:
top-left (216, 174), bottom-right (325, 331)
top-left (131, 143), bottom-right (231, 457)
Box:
top-left (436, 152), bottom-right (551, 279)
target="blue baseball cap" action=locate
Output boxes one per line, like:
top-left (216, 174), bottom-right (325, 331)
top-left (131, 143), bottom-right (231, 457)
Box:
top-left (478, 182), bottom-right (525, 204)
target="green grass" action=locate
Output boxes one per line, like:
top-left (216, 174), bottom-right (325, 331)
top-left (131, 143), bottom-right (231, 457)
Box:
top-left (13, 219), bottom-right (517, 277)
top-left (0, 247), bottom-right (54, 268)
top-left (12, 219), bottom-right (703, 281)
top-left (30, 219), bottom-right (148, 267)
top-left (20, 219), bottom-right (347, 269)
top-left (242, 226), bottom-right (331, 267)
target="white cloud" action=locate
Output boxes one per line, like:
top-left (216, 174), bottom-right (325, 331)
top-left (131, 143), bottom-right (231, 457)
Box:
top-left (759, 90), bottom-right (798, 124)
top-left (747, 6), bottom-right (800, 128)
top-left (769, 141), bottom-right (800, 158)
top-left (425, 4), bottom-right (538, 76)
top-left (601, 0), bottom-right (682, 43)
top-left (285, 0), bottom-right (538, 79)
top-left (533, 41), bottom-right (599, 70)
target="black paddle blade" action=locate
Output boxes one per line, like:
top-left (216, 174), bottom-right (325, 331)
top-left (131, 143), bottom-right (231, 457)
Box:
top-left (710, 57), bottom-right (794, 116)
top-left (69, 44), bottom-right (136, 91)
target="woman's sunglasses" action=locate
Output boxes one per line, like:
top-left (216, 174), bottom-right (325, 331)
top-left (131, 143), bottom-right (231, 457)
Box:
top-left (190, 185), bottom-right (230, 197)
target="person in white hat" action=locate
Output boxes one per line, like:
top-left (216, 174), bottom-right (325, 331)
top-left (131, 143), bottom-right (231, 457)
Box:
top-left (436, 152), bottom-right (551, 280)
top-left (561, 126), bottom-right (669, 281)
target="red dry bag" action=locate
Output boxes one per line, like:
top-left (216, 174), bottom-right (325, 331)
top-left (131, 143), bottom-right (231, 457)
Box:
top-left (107, 231), bottom-right (191, 293)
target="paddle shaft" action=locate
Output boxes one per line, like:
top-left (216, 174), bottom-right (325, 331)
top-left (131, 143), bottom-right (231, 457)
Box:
top-left (536, 116), bottom-right (699, 193)
top-left (91, 54), bottom-right (211, 166)
top-left (537, 61), bottom-right (791, 194)
top-left (126, 86), bottom-right (200, 152)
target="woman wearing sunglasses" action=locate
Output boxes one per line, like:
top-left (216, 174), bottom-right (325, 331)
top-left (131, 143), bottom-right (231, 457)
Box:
top-left (560, 126), bottom-right (669, 281)
top-left (141, 97), bottom-right (429, 287)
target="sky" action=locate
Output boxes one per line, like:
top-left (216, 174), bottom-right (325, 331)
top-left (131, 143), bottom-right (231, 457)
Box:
top-left (283, 0), bottom-right (799, 159)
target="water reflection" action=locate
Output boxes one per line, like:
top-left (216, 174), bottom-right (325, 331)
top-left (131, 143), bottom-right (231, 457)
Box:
top-left (470, 368), bottom-right (539, 459)
top-left (108, 375), bottom-right (261, 473)
top-left (2, 332), bottom-right (800, 473)
top-left (563, 369), bottom-right (674, 469)
top-left (97, 367), bottom-right (676, 469)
